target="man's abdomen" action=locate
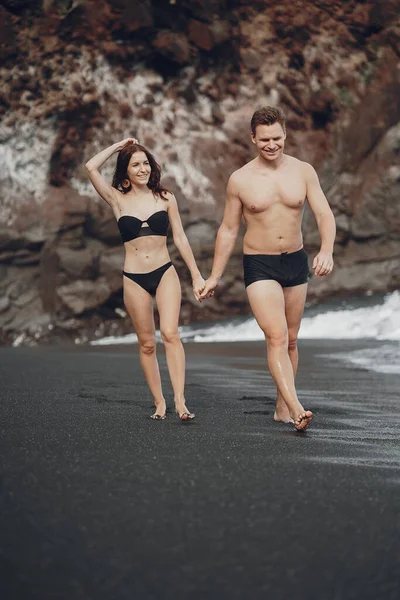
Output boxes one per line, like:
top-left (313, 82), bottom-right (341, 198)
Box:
top-left (243, 227), bottom-right (304, 255)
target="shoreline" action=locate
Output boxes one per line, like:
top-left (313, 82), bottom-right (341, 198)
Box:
top-left (4, 289), bottom-right (398, 349)
top-left (1, 340), bottom-right (399, 599)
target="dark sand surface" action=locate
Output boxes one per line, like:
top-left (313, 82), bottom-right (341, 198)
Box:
top-left (1, 340), bottom-right (399, 600)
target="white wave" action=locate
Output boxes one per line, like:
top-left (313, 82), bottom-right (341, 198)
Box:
top-left (92, 291), bottom-right (400, 346)
top-left (299, 291), bottom-right (400, 340)
top-left (193, 291), bottom-right (400, 342)
top-left (332, 345), bottom-right (400, 375)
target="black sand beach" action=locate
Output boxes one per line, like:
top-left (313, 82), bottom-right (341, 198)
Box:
top-left (1, 340), bottom-right (399, 600)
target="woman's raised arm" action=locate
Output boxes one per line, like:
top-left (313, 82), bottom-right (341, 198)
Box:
top-left (85, 138), bottom-right (137, 206)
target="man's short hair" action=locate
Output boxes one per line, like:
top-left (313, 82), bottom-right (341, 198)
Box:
top-left (251, 106), bottom-right (286, 135)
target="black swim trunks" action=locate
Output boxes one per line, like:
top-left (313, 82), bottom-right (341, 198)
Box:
top-left (243, 248), bottom-right (309, 288)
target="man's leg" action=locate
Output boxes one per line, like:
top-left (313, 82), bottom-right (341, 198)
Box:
top-left (246, 280), bottom-right (312, 430)
top-left (274, 283), bottom-right (308, 423)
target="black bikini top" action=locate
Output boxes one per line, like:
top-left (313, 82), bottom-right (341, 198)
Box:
top-left (117, 210), bottom-right (169, 243)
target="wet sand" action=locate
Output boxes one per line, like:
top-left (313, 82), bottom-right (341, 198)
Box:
top-left (1, 340), bottom-right (399, 599)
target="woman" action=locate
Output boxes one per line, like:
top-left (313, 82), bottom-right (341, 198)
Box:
top-left (85, 138), bottom-right (205, 421)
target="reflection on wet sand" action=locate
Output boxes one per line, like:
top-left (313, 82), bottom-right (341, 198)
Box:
top-left (186, 339), bottom-right (400, 472)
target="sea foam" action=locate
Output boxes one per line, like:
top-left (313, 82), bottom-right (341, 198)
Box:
top-left (92, 291), bottom-right (400, 345)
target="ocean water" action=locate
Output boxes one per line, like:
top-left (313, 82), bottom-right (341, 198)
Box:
top-left (92, 291), bottom-right (400, 374)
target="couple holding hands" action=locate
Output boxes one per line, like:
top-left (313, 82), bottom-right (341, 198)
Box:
top-left (85, 106), bottom-right (336, 431)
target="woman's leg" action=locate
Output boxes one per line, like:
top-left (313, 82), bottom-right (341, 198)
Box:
top-left (123, 276), bottom-right (166, 417)
top-left (155, 266), bottom-right (193, 418)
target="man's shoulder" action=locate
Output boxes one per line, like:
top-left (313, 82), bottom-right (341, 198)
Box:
top-left (286, 155), bottom-right (317, 178)
top-left (284, 154), bottom-right (309, 168)
top-left (229, 160), bottom-right (257, 183)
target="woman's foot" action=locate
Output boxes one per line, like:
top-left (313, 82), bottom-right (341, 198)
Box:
top-left (177, 411), bottom-right (195, 421)
top-left (150, 413), bottom-right (166, 420)
top-left (175, 401), bottom-right (195, 421)
top-left (150, 400), bottom-right (166, 420)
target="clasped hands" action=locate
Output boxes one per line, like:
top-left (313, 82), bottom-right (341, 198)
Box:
top-left (192, 276), bottom-right (218, 302)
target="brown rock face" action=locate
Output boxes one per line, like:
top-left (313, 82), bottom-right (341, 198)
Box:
top-left (153, 31), bottom-right (191, 65)
top-left (58, 279), bottom-right (112, 315)
top-left (188, 19), bottom-right (231, 51)
top-left (0, 0), bottom-right (399, 345)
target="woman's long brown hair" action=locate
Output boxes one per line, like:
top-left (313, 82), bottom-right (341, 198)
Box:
top-left (112, 141), bottom-right (170, 200)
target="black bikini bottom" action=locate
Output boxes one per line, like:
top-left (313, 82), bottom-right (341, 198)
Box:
top-left (243, 249), bottom-right (309, 288)
top-left (123, 262), bottom-right (173, 296)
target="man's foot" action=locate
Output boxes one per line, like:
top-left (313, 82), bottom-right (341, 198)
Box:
top-left (294, 410), bottom-right (313, 431)
top-left (273, 408), bottom-right (295, 423)
top-left (273, 397), bottom-right (294, 423)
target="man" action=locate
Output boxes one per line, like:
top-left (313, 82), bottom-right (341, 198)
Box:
top-left (200, 106), bottom-right (336, 431)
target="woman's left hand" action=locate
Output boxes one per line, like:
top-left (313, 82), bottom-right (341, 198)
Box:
top-left (192, 276), bottom-right (206, 302)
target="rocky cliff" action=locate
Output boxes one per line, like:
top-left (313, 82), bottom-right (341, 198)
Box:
top-left (0, 0), bottom-right (399, 345)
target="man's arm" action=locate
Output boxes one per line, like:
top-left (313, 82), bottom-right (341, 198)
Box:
top-left (304, 163), bottom-right (336, 277)
top-left (200, 174), bottom-right (243, 299)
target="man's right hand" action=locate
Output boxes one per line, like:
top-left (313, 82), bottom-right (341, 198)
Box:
top-left (199, 276), bottom-right (219, 301)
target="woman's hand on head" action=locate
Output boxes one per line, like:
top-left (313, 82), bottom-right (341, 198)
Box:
top-left (192, 275), bottom-right (206, 302)
top-left (118, 137), bottom-right (139, 149)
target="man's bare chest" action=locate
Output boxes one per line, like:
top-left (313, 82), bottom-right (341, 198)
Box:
top-left (239, 172), bottom-right (306, 213)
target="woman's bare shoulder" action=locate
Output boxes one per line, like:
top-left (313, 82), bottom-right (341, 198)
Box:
top-left (161, 190), bottom-right (176, 207)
